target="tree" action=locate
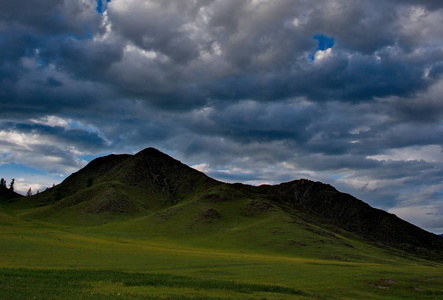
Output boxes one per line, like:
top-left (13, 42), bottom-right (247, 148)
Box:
top-left (0, 178), bottom-right (5, 188)
top-left (9, 179), bottom-right (15, 191)
top-left (27, 187), bottom-right (33, 196)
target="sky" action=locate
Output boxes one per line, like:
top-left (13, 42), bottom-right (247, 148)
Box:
top-left (1, 0), bottom-right (443, 233)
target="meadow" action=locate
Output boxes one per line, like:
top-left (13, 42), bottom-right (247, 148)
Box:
top-left (1, 213), bottom-right (442, 299)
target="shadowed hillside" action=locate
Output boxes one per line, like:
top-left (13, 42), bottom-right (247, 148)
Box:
top-left (260, 180), bottom-right (443, 259)
top-left (2, 147), bottom-right (442, 262)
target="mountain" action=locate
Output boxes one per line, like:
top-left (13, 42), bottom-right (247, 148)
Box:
top-left (7, 148), bottom-right (218, 214)
top-left (2, 147), bottom-right (442, 262)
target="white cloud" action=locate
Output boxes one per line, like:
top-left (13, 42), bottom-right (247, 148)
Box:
top-left (337, 174), bottom-right (408, 194)
top-left (349, 126), bottom-right (371, 135)
top-left (191, 162), bottom-right (211, 173)
top-left (313, 48), bottom-right (333, 63)
top-left (30, 116), bottom-right (70, 129)
top-left (0, 121), bottom-right (93, 174)
top-left (367, 145), bottom-right (443, 162)
top-left (0, 130), bottom-right (40, 151)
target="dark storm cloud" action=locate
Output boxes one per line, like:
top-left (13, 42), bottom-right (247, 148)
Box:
top-left (1, 0), bottom-right (442, 118)
top-left (200, 100), bottom-right (314, 143)
top-left (0, 0), bottom-right (103, 66)
top-left (2, 0), bottom-right (443, 232)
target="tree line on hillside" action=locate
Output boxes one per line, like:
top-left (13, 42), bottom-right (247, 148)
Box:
top-left (0, 178), bottom-right (15, 191)
top-left (1, 177), bottom-right (55, 196)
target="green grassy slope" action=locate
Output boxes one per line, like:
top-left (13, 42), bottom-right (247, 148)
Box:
top-left (1, 147), bottom-right (443, 298)
top-left (3, 147), bottom-right (442, 261)
top-left (263, 179), bottom-right (443, 260)
top-left (0, 215), bottom-right (442, 299)
top-left (88, 184), bottom-right (403, 264)
top-left (4, 148), bottom-right (220, 224)
top-left (5, 180), bottom-right (427, 263)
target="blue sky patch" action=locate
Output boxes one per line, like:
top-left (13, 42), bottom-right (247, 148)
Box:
top-left (309, 34), bottom-right (334, 61)
top-left (314, 34), bottom-right (334, 51)
top-left (96, 0), bottom-right (111, 14)
top-left (0, 162), bottom-right (46, 176)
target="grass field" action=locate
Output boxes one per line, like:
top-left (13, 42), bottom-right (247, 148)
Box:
top-left (1, 212), bottom-right (443, 299)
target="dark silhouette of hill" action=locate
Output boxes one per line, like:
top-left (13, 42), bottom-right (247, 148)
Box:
top-left (104, 147), bottom-right (220, 197)
top-left (8, 148), bottom-right (220, 218)
top-left (56, 148), bottom-right (218, 199)
top-left (260, 180), bottom-right (443, 257)
top-left (0, 184), bottom-right (23, 201)
top-left (3, 147), bottom-right (442, 261)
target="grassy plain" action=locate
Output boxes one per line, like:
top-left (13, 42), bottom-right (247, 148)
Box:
top-left (1, 210), bottom-right (443, 299)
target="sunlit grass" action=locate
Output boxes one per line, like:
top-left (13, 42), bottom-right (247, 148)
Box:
top-left (1, 219), bottom-right (442, 299)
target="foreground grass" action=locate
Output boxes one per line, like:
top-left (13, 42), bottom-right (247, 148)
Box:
top-left (2, 264), bottom-right (443, 299)
top-left (1, 213), bottom-right (443, 299)
top-left (0, 269), bottom-right (306, 299)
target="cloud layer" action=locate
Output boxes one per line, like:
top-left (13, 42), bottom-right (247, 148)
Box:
top-left (1, 0), bottom-right (443, 232)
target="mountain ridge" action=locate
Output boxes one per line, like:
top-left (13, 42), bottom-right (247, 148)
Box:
top-left (1, 147), bottom-right (442, 262)
top-left (261, 179), bottom-right (442, 253)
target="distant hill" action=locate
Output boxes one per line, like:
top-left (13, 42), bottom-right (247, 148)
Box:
top-left (2, 147), bottom-right (442, 262)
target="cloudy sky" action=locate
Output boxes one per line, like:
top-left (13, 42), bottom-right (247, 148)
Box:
top-left (1, 0), bottom-right (443, 233)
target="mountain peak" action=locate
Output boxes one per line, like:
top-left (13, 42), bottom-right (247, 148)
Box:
top-left (135, 147), bottom-right (165, 156)
top-left (45, 147), bottom-right (219, 205)
top-left (133, 147), bottom-right (182, 166)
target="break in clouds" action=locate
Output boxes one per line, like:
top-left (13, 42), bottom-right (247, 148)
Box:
top-left (1, 0), bottom-right (443, 232)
